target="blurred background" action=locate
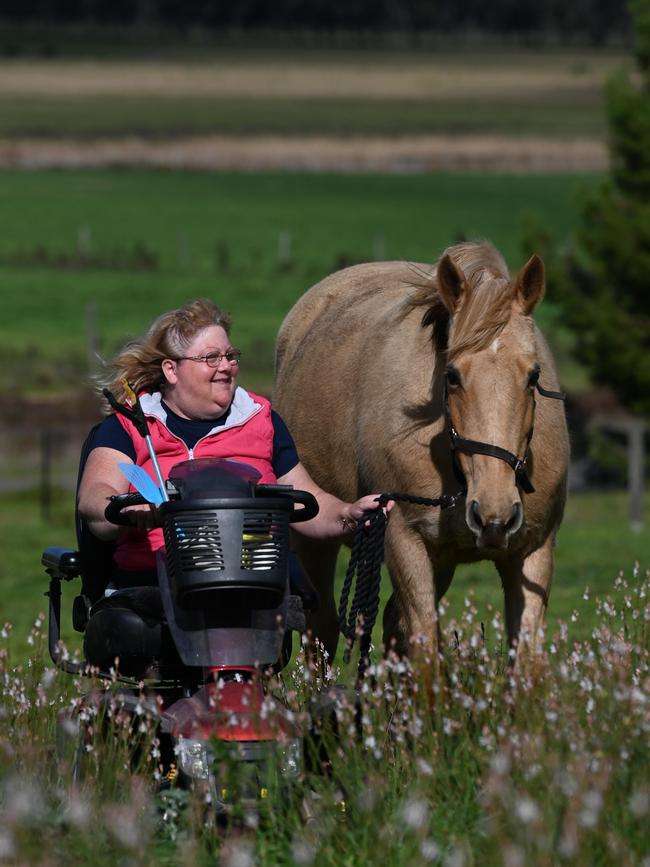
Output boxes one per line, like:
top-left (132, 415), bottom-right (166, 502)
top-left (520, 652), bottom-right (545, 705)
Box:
top-left (0, 0), bottom-right (648, 647)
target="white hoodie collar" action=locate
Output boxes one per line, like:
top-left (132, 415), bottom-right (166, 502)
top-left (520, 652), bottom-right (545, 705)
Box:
top-left (140, 387), bottom-right (261, 435)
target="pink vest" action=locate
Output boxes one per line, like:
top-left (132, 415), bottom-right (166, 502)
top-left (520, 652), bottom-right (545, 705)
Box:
top-left (114, 389), bottom-right (277, 572)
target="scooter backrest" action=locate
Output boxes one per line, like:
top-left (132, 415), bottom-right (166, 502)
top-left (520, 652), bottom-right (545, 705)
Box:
top-left (75, 423), bottom-right (117, 604)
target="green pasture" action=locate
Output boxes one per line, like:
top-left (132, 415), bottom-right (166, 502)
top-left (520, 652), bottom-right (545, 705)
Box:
top-left (0, 92), bottom-right (607, 139)
top-left (0, 50), bottom-right (625, 139)
top-left (0, 169), bottom-right (599, 394)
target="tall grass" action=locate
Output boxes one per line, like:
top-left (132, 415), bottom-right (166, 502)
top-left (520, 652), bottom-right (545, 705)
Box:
top-left (0, 570), bottom-right (647, 864)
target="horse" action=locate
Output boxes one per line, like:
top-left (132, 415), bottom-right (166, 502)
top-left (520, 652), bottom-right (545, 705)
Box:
top-left (274, 241), bottom-right (569, 669)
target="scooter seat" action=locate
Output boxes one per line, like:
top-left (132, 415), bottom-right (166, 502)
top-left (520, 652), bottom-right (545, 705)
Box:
top-left (84, 587), bottom-right (184, 678)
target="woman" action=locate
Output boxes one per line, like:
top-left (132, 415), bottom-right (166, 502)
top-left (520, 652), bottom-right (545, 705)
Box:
top-left (78, 297), bottom-right (389, 591)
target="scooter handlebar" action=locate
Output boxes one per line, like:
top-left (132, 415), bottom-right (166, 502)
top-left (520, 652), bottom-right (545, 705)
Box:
top-left (255, 484), bottom-right (319, 523)
top-left (286, 489), bottom-right (319, 523)
top-left (104, 488), bottom-right (319, 526)
top-left (105, 492), bottom-right (149, 526)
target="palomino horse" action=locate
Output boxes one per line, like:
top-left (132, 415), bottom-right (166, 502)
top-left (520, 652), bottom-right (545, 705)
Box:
top-left (275, 241), bottom-right (569, 667)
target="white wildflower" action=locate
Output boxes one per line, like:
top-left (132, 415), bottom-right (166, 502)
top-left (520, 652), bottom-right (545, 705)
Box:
top-left (222, 841), bottom-right (256, 867)
top-left (503, 844), bottom-right (525, 867)
top-left (629, 789), bottom-right (649, 817)
top-left (579, 789), bottom-right (603, 828)
top-left (515, 797), bottom-right (540, 824)
top-left (0, 830), bottom-right (15, 859)
top-left (444, 847), bottom-right (466, 867)
top-left (291, 838), bottom-right (316, 866)
top-left (63, 793), bottom-right (91, 827)
top-left (420, 839), bottom-right (440, 861)
top-left (491, 752), bottom-right (510, 775)
top-left (402, 797), bottom-right (429, 830)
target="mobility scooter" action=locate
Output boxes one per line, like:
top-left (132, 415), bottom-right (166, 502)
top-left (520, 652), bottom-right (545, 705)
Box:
top-left (42, 433), bottom-right (319, 808)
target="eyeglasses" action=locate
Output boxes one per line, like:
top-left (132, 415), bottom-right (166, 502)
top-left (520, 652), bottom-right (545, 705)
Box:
top-left (173, 349), bottom-right (241, 367)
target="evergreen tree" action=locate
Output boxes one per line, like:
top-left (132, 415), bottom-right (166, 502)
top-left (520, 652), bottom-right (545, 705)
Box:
top-left (549, 0), bottom-right (650, 416)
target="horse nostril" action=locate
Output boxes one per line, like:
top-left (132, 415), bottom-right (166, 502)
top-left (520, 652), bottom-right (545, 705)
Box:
top-left (505, 502), bottom-right (523, 535)
top-left (469, 500), bottom-right (483, 530)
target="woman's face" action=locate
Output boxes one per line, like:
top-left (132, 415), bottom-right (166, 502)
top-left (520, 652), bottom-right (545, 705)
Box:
top-left (161, 325), bottom-right (239, 420)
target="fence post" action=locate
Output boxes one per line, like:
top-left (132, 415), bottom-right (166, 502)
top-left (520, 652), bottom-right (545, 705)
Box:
top-left (177, 230), bottom-right (189, 269)
top-left (278, 230), bottom-right (292, 270)
top-left (77, 224), bottom-right (92, 259)
top-left (86, 301), bottom-right (100, 375)
top-left (41, 430), bottom-right (53, 522)
top-left (628, 419), bottom-right (645, 533)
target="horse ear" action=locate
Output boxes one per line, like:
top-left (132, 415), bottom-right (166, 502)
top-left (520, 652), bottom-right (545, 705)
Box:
top-left (516, 254), bottom-right (545, 314)
top-left (436, 254), bottom-right (466, 313)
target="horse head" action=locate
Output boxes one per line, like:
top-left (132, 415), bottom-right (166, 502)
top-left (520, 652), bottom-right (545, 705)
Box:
top-left (436, 246), bottom-right (547, 550)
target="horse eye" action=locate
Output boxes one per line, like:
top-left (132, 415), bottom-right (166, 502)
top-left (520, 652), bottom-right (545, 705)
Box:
top-left (445, 366), bottom-right (462, 389)
top-left (528, 366), bottom-right (541, 388)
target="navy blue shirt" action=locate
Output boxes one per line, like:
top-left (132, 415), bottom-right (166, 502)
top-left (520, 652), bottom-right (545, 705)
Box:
top-left (92, 400), bottom-right (300, 478)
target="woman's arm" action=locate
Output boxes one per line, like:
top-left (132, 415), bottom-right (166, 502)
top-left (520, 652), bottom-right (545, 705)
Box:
top-left (77, 447), bottom-right (156, 540)
top-left (277, 461), bottom-right (391, 540)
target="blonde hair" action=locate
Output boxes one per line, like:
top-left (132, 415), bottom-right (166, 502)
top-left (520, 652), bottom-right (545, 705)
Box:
top-left (99, 298), bottom-right (232, 408)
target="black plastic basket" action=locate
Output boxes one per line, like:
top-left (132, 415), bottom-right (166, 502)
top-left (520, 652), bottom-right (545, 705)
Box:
top-left (161, 497), bottom-right (291, 610)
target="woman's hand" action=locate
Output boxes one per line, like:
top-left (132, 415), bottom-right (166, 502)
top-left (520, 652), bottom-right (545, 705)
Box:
top-left (120, 502), bottom-right (160, 531)
top-left (277, 462), bottom-right (393, 541)
top-left (339, 494), bottom-right (394, 536)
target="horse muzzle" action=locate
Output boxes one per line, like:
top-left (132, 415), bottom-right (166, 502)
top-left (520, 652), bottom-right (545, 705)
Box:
top-left (466, 500), bottom-right (523, 549)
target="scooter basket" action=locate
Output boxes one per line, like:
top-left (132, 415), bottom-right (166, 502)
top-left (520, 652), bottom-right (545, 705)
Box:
top-left (161, 497), bottom-right (291, 610)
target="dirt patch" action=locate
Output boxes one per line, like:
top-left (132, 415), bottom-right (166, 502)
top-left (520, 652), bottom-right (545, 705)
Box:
top-left (0, 57), bottom-right (620, 101)
top-left (0, 134), bottom-right (608, 173)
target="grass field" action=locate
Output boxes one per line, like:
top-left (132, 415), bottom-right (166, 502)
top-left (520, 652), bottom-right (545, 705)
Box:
top-left (0, 169), bottom-right (599, 395)
top-left (0, 487), bottom-right (648, 865)
top-left (0, 93), bottom-right (610, 139)
top-left (0, 51), bottom-right (627, 138)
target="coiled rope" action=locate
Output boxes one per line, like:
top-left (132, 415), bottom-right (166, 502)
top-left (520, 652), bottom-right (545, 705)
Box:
top-left (337, 491), bottom-right (461, 678)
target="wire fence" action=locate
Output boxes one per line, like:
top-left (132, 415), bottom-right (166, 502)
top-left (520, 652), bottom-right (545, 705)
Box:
top-left (1, 418), bottom-right (645, 530)
top-left (0, 425), bottom-right (85, 520)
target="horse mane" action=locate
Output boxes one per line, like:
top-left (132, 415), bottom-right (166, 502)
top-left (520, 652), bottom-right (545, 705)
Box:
top-left (401, 241), bottom-right (516, 359)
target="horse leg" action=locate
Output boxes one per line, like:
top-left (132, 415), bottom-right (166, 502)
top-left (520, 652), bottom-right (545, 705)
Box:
top-left (384, 561), bottom-right (454, 670)
top-left (496, 535), bottom-right (555, 669)
top-left (293, 538), bottom-right (341, 666)
top-left (385, 562), bottom-right (454, 653)
top-left (383, 593), bottom-right (406, 658)
top-left (433, 562), bottom-right (456, 605)
top-left (383, 520), bottom-right (440, 677)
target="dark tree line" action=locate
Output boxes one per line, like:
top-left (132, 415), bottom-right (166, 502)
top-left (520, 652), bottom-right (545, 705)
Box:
top-left (0, 0), bottom-right (632, 44)
top-left (531, 0), bottom-right (650, 417)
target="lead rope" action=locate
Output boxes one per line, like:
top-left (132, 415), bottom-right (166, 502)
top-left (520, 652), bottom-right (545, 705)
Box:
top-left (337, 491), bottom-right (461, 681)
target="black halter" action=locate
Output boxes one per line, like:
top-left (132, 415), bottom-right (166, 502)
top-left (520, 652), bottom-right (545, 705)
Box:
top-left (445, 374), bottom-right (566, 496)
